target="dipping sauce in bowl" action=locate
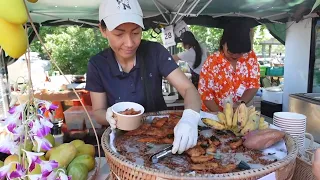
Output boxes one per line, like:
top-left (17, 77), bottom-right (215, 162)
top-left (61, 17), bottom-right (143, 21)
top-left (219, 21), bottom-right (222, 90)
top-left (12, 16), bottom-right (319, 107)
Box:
top-left (112, 102), bottom-right (145, 131)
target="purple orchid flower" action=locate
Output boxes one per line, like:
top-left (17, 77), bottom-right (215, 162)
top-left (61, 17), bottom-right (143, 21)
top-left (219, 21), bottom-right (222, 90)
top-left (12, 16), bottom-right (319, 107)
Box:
top-left (8, 106), bottom-right (16, 114)
top-left (40, 160), bottom-right (59, 178)
top-left (7, 104), bottom-right (25, 117)
top-left (27, 174), bottom-right (42, 180)
top-left (0, 133), bottom-right (19, 154)
top-left (56, 172), bottom-right (71, 180)
top-left (30, 118), bottom-right (53, 139)
top-left (36, 100), bottom-right (58, 111)
top-left (34, 136), bottom-right (52, 152)
top-left (9, 163), bottom-right (26, 179)
top-left (45, 169), bottom-right (70, 180)
top-left (22, 150), bottom-right (44, 172)
top-left (0, 162), bottom-right (14, 179)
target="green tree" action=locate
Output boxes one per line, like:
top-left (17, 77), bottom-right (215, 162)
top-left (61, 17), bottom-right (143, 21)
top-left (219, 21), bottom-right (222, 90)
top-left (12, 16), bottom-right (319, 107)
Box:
top-left (29, 24), bottom-right (276, 75)
top-left (30, 26), bottom-right (109, 74)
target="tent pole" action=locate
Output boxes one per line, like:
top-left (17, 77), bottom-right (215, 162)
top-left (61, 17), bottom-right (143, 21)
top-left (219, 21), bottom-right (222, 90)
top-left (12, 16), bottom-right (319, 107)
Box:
top-left (152, 0), bottom-right (170, 24)
top-left (261, 12), bottom-right (288, 20)
top-left (211, 12), bottom-right (233, 19)
top-left (30, 12), bottom-right (98, 26)
top-left (153, 0), bottom-right (170, 13)
top-left (170, 0), bottom-right (187, 24)
top-left (175, 0), bottom-right (200, 24)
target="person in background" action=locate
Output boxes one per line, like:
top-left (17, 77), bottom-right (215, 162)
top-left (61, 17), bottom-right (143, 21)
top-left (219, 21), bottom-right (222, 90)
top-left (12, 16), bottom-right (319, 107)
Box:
top-left (86, 0), bottom-right (201, 154)
top-left (198, 23), bottom-right (260, 112)
top-left (313, 148), bottom-right (320, 179)
top-left (173, 31), bottom-right (209, 88)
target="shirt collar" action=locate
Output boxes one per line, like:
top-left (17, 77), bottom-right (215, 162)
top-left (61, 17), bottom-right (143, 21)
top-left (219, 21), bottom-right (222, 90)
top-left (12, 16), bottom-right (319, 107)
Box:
top-left (106, 48), bottom-right (140, 77)
top-left (116, 58), bottom-right (137, 72)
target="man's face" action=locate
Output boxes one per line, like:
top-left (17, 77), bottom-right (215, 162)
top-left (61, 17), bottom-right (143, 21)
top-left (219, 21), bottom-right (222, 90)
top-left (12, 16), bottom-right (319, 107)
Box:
top-left (100, 23), bottom-right (142, 60)
top-left (223, 43), bottom-right (243, 61)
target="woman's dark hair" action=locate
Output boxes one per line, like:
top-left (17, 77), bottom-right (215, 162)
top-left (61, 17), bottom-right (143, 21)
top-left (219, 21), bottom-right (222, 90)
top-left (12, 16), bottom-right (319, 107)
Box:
top-left (180, 31), bottom-right (202, 69)
top-left (219, 24), bottom-right (251, 54)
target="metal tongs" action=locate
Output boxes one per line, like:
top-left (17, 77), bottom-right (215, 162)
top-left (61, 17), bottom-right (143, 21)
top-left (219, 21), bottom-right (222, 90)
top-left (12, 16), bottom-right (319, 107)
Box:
top-left (149, 145), bottom-right (173, 164)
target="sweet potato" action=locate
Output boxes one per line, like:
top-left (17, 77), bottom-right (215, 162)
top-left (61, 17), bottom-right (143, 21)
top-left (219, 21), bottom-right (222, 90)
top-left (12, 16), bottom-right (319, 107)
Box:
top-left (243, 129), bottom-right (285, 150)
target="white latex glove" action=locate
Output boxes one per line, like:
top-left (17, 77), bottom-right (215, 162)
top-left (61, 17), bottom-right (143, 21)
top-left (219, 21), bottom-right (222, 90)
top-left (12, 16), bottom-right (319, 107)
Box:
top-left (172, 109), bottom-right (200, 154)
top-left (106, 107), bottom-right (116, 129)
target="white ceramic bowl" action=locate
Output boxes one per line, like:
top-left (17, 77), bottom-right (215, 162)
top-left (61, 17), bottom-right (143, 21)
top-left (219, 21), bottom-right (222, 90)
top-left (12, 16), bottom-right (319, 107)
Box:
top-left (273, 112), bottom-right (306, 120)
top-left (163, 95), bottom-right (177, 104)
top-left (112, 102), bottom-right (145, 131)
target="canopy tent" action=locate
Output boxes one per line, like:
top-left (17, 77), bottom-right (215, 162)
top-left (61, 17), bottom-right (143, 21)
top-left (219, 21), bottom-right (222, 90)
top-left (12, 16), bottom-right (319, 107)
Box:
top-left (2, 0), bottom-right (319, 65)
top-left (25, 0), bottom-right (318, 40)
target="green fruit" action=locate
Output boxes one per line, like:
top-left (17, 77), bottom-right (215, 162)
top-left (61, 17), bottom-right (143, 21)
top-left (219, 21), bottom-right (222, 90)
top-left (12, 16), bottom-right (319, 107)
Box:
top-left (68, 155), bottom-right (95, 171)
top-left (76, 144), bottom-right (95, 157)
top-left (45, 147), bottom-right (56, 160)
top-left (0, 160), bottom-right (3, 167)
top-left (67, 163), bottom-right (88, 180)
top-left (70, 140), bottom-right (85, 148)
top-left (49, 143), bottom-right (77, 168)
top-left (32, 134), bottom-right (55, 152)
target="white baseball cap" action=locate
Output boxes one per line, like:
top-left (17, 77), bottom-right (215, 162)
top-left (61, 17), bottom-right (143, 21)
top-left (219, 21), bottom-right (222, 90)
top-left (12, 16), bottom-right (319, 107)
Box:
top-left (99, 0), bottom-right (145, 31)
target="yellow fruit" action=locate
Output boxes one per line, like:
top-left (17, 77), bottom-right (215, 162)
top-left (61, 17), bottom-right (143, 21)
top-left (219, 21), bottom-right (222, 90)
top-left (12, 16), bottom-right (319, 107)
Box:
top-left (217, 112), bottom-right (226, 125)
top-left (70, 140), bottom-right (85, 148)
top-left (202, 118), bottom-right (225, 130)
top-left (4, 154), bottom-right (19, 173)
top-left (76, 144), bottom-right (95, 157)
top-left (67, 163), bottom-right (88, 180)
top-left (68, 154), bottom-right (95, 171)
top-left (0, 18), bottom-right (27, 58)
top-left (49, 143), bottom-right (77, 168)
top-left (248, 106), bottom-right (255, 116)
top-left (240, 111), bottom-right (260, 135)
top-left (33, 134), bottom-right (55, 152)
top-left (224, 103), bottom-right (233, 127)
top-left (237, 104), bottom-right (248, 129)
top-left (0, 0), bottom-right (28, 24)
top-left (232, 107), bottom-right (239, 128)
top-left (259, 117), bottom-right (269, 130)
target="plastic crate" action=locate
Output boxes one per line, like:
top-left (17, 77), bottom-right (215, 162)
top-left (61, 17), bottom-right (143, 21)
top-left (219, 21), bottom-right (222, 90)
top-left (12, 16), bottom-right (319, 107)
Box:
top-left (63, 106), bottom-right (102, 130)
top-left (63, 106), bottom-right (85, 130)
top-left (83, 106), bottom-right (102, 129)
top-left (266, 67), bottom-right (284, 77)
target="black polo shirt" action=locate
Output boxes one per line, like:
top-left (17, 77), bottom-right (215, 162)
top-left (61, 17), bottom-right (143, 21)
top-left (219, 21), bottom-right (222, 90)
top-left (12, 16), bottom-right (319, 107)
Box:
top-left (85, 41), bottom-right (178, 112)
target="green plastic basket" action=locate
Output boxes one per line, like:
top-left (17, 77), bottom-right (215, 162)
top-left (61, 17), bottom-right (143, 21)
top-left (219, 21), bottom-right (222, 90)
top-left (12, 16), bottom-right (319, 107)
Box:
top-left (260, 66), bottom-right (267, 77)
top-left (266, 67), bottom-right (284, 77)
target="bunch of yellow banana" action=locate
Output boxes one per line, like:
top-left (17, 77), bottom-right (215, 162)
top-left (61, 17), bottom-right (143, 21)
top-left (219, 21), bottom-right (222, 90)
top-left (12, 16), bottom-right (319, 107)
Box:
top-left (202, 103), bottom-right (269, 136)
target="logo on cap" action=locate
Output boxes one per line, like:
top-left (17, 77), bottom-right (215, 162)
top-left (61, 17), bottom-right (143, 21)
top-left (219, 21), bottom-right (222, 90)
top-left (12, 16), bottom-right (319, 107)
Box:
top-left (116, 0), bottom-right (131, 10)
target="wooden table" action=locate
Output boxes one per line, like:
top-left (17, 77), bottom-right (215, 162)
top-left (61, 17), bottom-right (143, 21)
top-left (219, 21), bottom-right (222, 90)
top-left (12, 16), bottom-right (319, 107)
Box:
top-left (33, 89), bottom-right (87, 101)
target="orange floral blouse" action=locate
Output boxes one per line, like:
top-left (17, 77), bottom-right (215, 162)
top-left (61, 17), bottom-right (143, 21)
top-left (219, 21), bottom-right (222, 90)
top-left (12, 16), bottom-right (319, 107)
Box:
top-left (198, 51), bottom-right (260, 111)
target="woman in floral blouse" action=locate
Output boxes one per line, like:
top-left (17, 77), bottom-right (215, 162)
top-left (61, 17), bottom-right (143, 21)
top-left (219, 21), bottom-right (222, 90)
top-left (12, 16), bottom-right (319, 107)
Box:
top-left (198, 24), bottom-right (260, 112)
